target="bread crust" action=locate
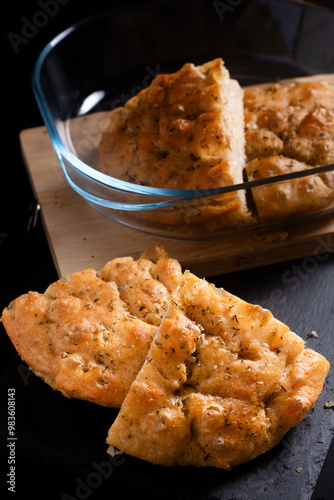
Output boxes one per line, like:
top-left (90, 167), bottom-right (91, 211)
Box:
top-left (107, 271), bottom-right (330, 468)
top-left (99, 58), bottom-right (253, 230)
top-left (246, 155), bottom-right (334, 223)
top-left (100, 66), bottom-right (334, 228)
top-left (2, 245), bottom-right (330, 467)
top-left (244, 81), bottom-right (334, 221)
top-left (1, 246), bottom-right (182, 407)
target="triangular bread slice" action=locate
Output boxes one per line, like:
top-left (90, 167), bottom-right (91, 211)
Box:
top-left (99, 58), bottom-right (254, 229)
top-left (107, 271), bottom-right (330, 468)
top-left (1, 246), bottom-right (182, 407)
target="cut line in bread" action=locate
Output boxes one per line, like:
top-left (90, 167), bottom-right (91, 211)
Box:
top-left (99, 62), bottom-right (334, 230)
top-left (107, 271), bottom-right (330, 468)
top-left (1, 246), bottom-right (330, 468)
top-left (1, 246), bottom-right (182, 407)
top-left (99, 58), bottom-right (254, 230)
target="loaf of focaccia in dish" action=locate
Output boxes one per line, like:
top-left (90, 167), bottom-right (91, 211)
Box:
top-left (99, 58), bottom-right (254, 229)
top-left (244, 81), bottom-right (334, 222)
top-left (107, 271), bottom-right (330, 468)
top-left (1, 246), bottom-right (182, 407)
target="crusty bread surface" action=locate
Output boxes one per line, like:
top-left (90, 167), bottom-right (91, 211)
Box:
top-left (100, 68), bottom-right (334, 227)
top-left (1, 246), bottom-right (330, 468)
top-left (244, 81), bottom-right (334, 221)
top-left (99, 58), bottom-right (254, 229)
top-left (1, 246), bottom-right (182, 407)
top-left (107, 270), bottom-right (330, 468)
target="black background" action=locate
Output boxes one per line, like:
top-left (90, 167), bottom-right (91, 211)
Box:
top-left (1, 1), bottom-right (334, 499)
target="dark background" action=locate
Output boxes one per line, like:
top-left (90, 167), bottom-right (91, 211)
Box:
top-left (1, 1), bottom-right (334, 499)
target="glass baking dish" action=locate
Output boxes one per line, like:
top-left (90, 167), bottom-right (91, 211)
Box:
top-left (31, 0), bottom-right (334, 241)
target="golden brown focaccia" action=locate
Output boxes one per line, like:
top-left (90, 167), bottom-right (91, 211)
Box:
top-left (246, 155), bottom-right (334, 223)
top-left (107, 271), bottom-right (330, 468)
top-left (244, 81), bottom-right (334, 221)
top-left (1, 246), bottom-right (182, 407)
top-left (99, 58), bottom-right (254, 229)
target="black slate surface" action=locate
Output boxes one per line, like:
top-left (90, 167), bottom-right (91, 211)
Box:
top-left (1, 1), bottom-right (334, 499)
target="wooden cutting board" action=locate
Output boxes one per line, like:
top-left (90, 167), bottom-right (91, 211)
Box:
top-left (19, 74), bottom-right (334, 279)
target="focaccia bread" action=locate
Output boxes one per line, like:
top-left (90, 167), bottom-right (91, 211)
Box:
top-left (1, 246), bottom-right (182, 407)
top-left (246, 155), bottom-right (334, 223)
top-left (2, 246), bottom-right (330, 468)
top-left (107, 271), bottom-right (330, 469)
top-left (100, 65), bottom-right (334, 228)
top-left (99, 58), bottom-right (254, 229)
top-left (244, 81), bottom-right (334, 221)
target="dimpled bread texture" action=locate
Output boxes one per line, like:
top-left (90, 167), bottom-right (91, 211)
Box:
top-left (99, 58), bottom-right (254, 230)
top-left (100, 69), bottom-right (334, 227)
top-left (244, 81), bottom-right (334, 222)
top-left (107, 270), bottom-right (330, 469)
top-left (1, 246), bottom-right (182, 407)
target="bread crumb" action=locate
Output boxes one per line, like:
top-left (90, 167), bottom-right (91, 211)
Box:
top-left (107, 445), bottom-right (123, 457)
top-left (324, 400), bottom-right (334, 409)
top-left (296, 467), bottom-right (302, 473)
top-left (310, 330), bottom-right (318, 338)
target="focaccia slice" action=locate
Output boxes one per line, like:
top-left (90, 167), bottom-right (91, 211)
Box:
top-left (1, 246), bottom-right (182, 407)
top-left (107, 271), bottom-right (330, 468)
top-left (99, 58), bottom-right (253, 229)
top-left (244, 80), bottom-right (334, 222)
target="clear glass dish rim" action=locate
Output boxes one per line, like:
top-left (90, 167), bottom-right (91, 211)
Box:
top-left (31, 1), bottom-right (334, 212)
